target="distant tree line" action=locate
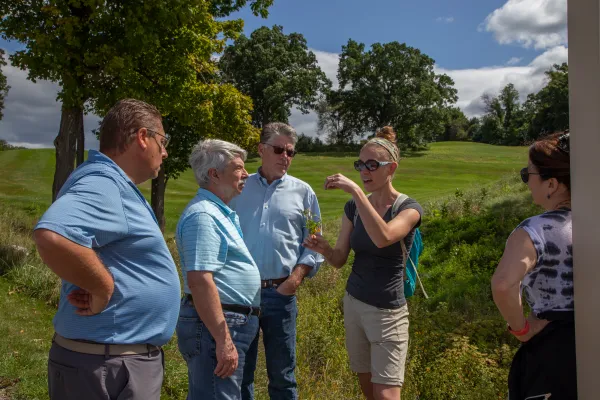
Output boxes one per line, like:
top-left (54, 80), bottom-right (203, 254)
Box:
top-left (0, 139), bottom-right (24, 151)
top-left (436, 63), bottom-right (569, 145)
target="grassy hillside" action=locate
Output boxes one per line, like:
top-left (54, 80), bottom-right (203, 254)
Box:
top-left (0, 142), bottom-right (527, 232)
top-left (0, 142), bottom-right (534, 399)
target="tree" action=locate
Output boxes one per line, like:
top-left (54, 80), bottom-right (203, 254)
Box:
top-left (316, 90), bottom-right (360, 144)
top-left (219, 25), bottom-right (331, 127)
top-left (476, 84), bottom-right (527, 145)
top-left (439, 107), bottom-right (469, 141)
top-left (525, 63), bottom-right (569, 139)
top-left (466, 117), bottom-right (481, 140)
top-left (0, 0), bottom-right (264, 230)
top-left (0, 0), bottom-right (262, 201)
top-left (0, 49), bottom-right (9, 120)
top-left (209, 0), bottom-right (273, 17)
top-left (335, 40), bottom-right (458, 149)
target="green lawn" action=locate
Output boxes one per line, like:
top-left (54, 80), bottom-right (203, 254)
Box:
top-left (0, 142), bottom-right (527, 233)
top-left (0, 142), bottom-right (530, 399)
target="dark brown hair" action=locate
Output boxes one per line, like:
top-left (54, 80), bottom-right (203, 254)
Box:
top-left (529, 131), bottom-right (571, 191)
top-left (99, 99), bottom-right (162, 154)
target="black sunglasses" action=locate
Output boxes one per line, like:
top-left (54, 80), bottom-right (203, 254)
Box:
top-left (262, 142), bottom-right (297, 158)
top-left (354, 159), bottom-right (393, 172)
top-left (520, 167), bottom-right (543, 183)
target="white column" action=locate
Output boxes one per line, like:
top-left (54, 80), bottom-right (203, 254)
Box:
top-left (568, 0), bottom-right (600, 398)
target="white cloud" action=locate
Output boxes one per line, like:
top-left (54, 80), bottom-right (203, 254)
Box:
top-left (483, 0), bottom-right (567, 49)
top-left (0, 55), bottom-right (101, 149)
top-left (437, 45), bottom-right (568, 117)
top-left (312, 49), bottom-right (340, 90)
top-left (506, 57), bottom-right (523, 65)
top-left (436, 16), bottom-right (455, 23)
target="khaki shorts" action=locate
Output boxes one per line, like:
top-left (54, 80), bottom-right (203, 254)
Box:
top-left (343, 292), bottom-right (409, 386)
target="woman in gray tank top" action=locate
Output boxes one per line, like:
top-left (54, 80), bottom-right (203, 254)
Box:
top-left (491, 132), bottom-right (575, 399)
top-left (304, 126), bottom-right (422, 400)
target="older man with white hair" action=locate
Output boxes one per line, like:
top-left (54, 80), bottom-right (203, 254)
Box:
top-left (175, 139), bottom-right (261, 400)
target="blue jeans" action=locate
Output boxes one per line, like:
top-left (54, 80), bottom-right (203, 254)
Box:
top-left (242, 287), bottom-right (298, 400)
top-left (177, 297), bottom-right (259, 400)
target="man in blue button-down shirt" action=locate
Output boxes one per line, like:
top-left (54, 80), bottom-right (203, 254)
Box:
top-left (34, 99), bottom-right (181, 400)
top-left (230, 122), bottom-right (324, 400)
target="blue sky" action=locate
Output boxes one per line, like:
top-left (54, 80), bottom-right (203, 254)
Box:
top-left (232, 0), bottom-right (529, 69)
top-left (0, 0), bottom-right (568, 147)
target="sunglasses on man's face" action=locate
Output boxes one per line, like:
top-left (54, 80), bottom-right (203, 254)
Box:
top-left (262, 142), bottom-right (297, 158)
top-left (354, 159), bottom-right (393, 172)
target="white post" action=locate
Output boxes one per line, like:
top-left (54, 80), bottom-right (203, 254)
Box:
top-left (568, 0), bottom-right (600, 398)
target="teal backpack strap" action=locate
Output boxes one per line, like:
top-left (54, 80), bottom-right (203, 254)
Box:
top-left (395, 194), bottom-right (429, 299)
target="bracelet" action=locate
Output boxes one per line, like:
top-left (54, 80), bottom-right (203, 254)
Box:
top-left (508, 319), bottom-right (530, 336)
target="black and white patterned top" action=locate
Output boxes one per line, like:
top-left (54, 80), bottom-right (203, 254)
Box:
top-left (517, 209), bottom-right (573, 316)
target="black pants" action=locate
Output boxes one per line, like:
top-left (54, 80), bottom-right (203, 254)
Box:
top-left (508, 320), bottom-right (577, 400)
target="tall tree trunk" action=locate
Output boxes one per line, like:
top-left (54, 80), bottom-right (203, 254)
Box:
top-left (76, 115), bottom-right (85, 166)
top-left (52, 106), bottom-right (83, 202)
top-left (151, 166), bottom-right (166, 233)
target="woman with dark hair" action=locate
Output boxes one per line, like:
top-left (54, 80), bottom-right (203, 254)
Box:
top-left (491, 132), bottom-right (575, 399)
top-left (303, 126), bottom-right (423, 400)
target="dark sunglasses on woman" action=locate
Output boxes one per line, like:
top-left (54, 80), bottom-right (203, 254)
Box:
top-left (354, 159), bottom-right (393, 172)
top-left (520, 167), bottom-right (569, 184)
top-left (520, 167), bottom-right (540, 183)
top-left (262, 142), bottom-right (297, 158)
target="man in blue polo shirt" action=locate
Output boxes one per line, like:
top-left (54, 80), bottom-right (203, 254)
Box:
top-left (230, 122), bottom-right (324, 400)
top-left (33, 99), bottom-right (181, 400)
top-left (175, 139), bottom-right (260, 400)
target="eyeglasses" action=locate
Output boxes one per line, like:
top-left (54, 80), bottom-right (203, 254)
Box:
top-left (146, 128), bottom-right (170, 149)
top-left (520, 167), bottom-right (542, 183)
top-left (262, 142), bottom-right (297, 158)
top-left (354, 159), bottom-right (393, 172)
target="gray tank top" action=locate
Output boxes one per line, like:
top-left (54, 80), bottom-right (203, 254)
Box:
top-left (344, 198), bottom-right (423, 309)
top-left (517, 209), bottom-right (574, 316)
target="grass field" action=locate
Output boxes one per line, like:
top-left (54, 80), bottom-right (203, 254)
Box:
top-left (0, 142), bottom-right (527, 233)
top-left (0, 142), bottom-right (531, 399)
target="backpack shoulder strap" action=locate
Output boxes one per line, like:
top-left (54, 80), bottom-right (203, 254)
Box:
top-left (391, 193), bottom-right (409, 219)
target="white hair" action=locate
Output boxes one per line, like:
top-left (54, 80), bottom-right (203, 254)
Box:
top-left (189, 139), bottom-right (247, 188)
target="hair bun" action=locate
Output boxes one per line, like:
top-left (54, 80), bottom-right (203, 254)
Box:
top-left (376, 126), bottom-right (396, 143)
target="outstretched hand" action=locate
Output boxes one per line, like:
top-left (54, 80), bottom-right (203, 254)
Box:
top-left (324, 174), bottom-right (360, 194)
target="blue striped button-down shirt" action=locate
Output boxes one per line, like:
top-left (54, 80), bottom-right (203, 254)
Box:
top-left (230, 170), bottom-right (324, 279)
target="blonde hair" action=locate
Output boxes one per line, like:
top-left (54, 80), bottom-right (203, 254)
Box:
top-left (363, 126), bottom-right (400, 162)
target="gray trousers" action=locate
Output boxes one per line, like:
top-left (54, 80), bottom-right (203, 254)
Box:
top-left (48, 342), bottom-right (164, 400)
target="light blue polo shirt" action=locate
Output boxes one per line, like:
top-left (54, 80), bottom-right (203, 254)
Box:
top-left (34, 150), bottom-right (181, 347)
top-left (176, 188), bottom-right (261, 307)
top-left (229, 170), bottom-right (324, 280)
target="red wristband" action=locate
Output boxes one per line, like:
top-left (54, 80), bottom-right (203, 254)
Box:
top-left (508, 319), bottom-right (530, 336)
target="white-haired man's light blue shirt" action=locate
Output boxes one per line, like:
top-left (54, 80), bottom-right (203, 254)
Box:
top-left (229, 169), bottom-right (324, 279)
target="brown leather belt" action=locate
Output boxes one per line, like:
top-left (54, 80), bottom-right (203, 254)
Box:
top-left (53, 333), bottom-right (160, 356)
top-left (261, 277), bottom-right (288, 288)
top-left (185, 294), bottom-right (261, 317)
